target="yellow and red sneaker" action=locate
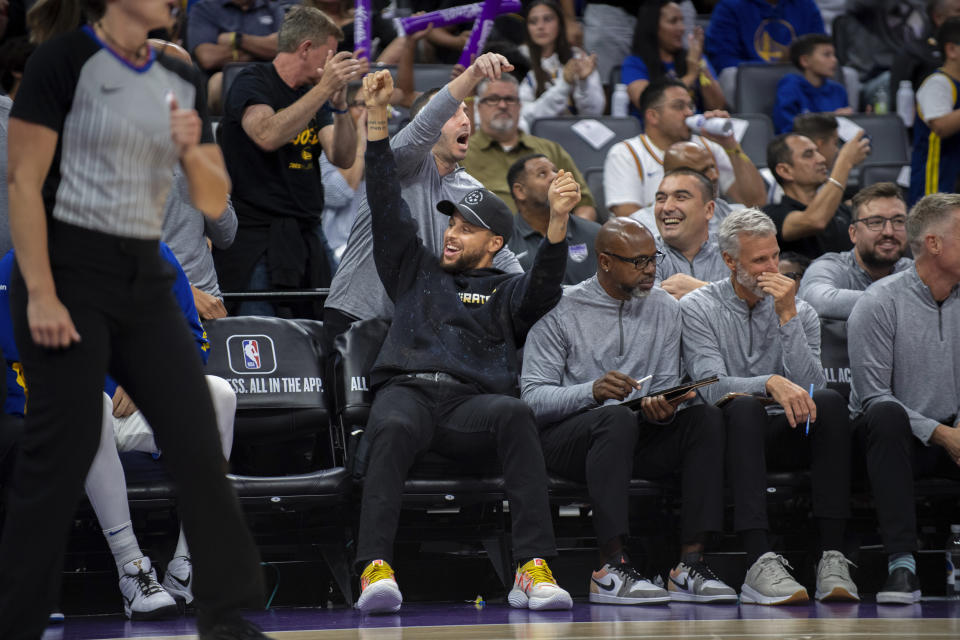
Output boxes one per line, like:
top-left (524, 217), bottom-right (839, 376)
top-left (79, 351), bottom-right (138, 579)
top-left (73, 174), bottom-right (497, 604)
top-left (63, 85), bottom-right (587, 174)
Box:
top-left (507, 558), bottom-right (572, 610)
top-left (356, 559), bottom-right (402, 614)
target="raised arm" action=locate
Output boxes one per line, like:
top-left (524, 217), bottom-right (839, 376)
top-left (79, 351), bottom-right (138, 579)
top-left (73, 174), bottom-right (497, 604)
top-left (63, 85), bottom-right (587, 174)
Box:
top-left (364, 70), bottom-right (427, 299)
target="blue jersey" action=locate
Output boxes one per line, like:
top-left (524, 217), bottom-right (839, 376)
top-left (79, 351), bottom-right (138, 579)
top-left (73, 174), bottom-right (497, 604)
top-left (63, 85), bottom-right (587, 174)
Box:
top-left (910, 71), bottom-right (960, 205)
top-left (0, 244), bottom-right (208, 415)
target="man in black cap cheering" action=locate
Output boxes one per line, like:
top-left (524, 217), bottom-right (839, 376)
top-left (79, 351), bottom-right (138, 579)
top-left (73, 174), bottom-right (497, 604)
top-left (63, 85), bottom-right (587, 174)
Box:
top-left (353, 69), bottom-right (579, 615)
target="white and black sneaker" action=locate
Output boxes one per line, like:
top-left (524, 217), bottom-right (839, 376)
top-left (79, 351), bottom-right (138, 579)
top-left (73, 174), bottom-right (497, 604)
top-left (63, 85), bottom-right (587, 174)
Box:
top-left (589, 562), bottom-right (670, 605)
top-left (119, 556), bottom-right (180, 620)
top-left (162, 555), bottom-right (194, 606)
top-left (667, 560), bottom-right (738, 603)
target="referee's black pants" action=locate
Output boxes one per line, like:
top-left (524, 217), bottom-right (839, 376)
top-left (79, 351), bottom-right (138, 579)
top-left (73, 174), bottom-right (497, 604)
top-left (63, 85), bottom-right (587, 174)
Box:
top-left (539, 404), bottom-right (724, 548)
top-left (855, 401), bottom-right (960, 554)
top-left (723, 390), bottom-right (852, 535)
top-left (0, 222), bottom-right (263, 639)
top-left (355, 376), bottom-right (557, 570)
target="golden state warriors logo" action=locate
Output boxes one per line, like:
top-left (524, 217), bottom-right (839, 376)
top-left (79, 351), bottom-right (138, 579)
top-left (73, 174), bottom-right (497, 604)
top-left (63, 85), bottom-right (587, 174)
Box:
top-left (464, 190), bottom-right (484, 205)
top-left (753, 19), bottom-right (797, 63)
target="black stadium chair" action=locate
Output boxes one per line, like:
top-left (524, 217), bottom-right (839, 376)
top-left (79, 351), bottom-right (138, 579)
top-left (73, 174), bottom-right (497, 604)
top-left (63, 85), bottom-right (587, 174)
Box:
top-left (735, 112), bottom-right (775, 168)
top-left (733, 62), bottom-right (793, 116)
top-left (412, 63), bottom-right (455, 93)
top-left (860, 163), bottom-right (909, 188)
top-left (584, 167), bottom-right (608, 222)
top-left (844, 113), bottom-right (910, 167)
top-left (530, 116), bottom-right (642, 173)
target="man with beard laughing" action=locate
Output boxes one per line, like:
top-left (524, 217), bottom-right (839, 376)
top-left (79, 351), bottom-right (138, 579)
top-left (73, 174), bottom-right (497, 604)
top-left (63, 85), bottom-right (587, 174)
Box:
top-left (680, 208), bottom-right (857, 606)
top-left (520, 217), bottom-right (737, 606)
top-left (799, 183), bottom-right (913, 321)
top-left (354, 70), bottom-right (578, 615)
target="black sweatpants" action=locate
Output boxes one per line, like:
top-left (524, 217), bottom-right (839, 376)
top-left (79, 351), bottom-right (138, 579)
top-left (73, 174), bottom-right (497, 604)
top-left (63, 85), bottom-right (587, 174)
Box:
top-left (723, 390), bottom-right (852, 533)
top-left (0, 222), bottom-right (263, 639)
top-left (855, 401), bottom-right (960, 554)
top-left (355, 376), bottom-right (557, 568)
top-left (539, 404), bottom-right (725, 545)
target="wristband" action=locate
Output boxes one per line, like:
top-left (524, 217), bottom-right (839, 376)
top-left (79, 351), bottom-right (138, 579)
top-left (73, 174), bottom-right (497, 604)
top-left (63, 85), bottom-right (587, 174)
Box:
top-left (826, 177), bottom-right (844, 191)
top-left (724, 146), bottom-right (747, 160)
top-left (323, 103), bottom-right (349, 114)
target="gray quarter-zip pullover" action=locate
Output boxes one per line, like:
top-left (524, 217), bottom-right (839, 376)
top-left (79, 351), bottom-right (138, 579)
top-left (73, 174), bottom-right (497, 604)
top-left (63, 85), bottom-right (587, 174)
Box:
top-left (798, 249), bottom-right (913, 320)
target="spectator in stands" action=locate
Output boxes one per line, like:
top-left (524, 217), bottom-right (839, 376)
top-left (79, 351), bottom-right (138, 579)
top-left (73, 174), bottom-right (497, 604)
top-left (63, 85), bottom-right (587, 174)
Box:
top-left (0, 245), bottom-right (235, 620)
top-left (681, 208), bottom-right (857, 605)
top-left (354, 70), bottom-right (575, 615)
top-left (508, 154), bottom-right (600, 285)
top-left (706, 0), bottom-right (826, 100)
top-left (156, 41), bottom-right (237, 321)
top-left (320, 85), bottom-right (365, 265)
top-left (582, 0), bottom-right (696, 84)
top-left (462, 73), bottom-right (596, 220)
top-left (324, 53), bottom-right (524, 346)
top-left (772, 34), bottom-right (850, 134)
top-left (1, 0), bottom-right (267, 635)
top-left (621, 1), bottom-right (725, 122)
top-left (909, 17), bottom-right (960, 206)
top-left (890, 0), bottom-right (960, 98)
top-left (792, 112), bottom-right (840, 172)
top-left (0, 36), bottom-right (32, 258)
top-left (215, 6), bottom-right (363, 317)
top-left (521, 216), bottom-right (737, 606)
top-left (763, 131), bottom-right (870, 259)
top-left (187, 0), bottom-right (293, 113)
top-left (848, 192), bottom-right (960, 605)
top-left (631, 140), bottom-right (746, 244)
top-left (799, 183), bottom-right (912, 321)
top-left (779, 250), bottom-right (811, 286)
top-left (655, 169), bottom-right (730, 299)
top-left (302, 0), bottom-right (404, 63)
top-left (604, 79), bottom-right (766, 217)
top-left (518, 0), bottom-right (604, 133)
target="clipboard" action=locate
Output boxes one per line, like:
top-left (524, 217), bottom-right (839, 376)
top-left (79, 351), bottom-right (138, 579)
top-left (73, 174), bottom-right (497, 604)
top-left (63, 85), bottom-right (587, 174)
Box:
top-left (620, 376), bottom-right (719, 410)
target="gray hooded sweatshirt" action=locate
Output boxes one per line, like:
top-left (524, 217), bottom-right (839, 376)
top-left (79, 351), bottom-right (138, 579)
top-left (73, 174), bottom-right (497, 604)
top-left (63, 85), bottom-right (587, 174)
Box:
top-left (848, 266), bottom-right (960, 444)
top-left (680, 277), bottom-right (825, 405)
top-left (325, 87), bottom-right (521, 321)
top-left (521, 276), bottom-right (682, 425)
top-left (798, 248), bottom-right (913, 321)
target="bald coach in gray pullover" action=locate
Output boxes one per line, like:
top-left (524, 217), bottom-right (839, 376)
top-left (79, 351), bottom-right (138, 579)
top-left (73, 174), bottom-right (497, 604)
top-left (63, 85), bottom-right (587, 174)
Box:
top-left (848, 192), bottom-right (960, 605)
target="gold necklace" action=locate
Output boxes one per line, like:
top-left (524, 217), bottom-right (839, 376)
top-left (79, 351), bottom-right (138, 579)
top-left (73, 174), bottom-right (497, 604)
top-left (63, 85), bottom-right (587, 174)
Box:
top-left (95, 21), bottom-right (149, 64)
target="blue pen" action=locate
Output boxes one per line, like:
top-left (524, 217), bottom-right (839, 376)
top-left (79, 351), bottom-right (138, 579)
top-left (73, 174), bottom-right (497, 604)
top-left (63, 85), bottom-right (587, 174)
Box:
top-left (805, 383), bottom-right (814, 435)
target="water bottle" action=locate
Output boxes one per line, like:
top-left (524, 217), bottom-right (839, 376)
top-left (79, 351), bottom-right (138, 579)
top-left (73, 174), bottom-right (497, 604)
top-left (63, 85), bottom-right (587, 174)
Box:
top-left (896, 80), bottom-right (915, 127)
top-left (611, 83), bottom-right (630, 118)
top-left (874, 84), bottom-right (889, 115)
top-left (947, 524), bottom-right (960, 599)
top-left (685, 114), bottom-right (734, 137)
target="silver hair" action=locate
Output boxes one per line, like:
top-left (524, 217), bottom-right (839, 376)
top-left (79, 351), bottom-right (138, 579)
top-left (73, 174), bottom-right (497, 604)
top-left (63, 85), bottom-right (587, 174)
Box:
top-left (278, 5), bottom-right (343, 53)
top-left (907, 192), bottom-right (960, 254)
top-left (717, 207), bottom-right (776, 259)
top-left (476, 72), bottom-right (519, 98)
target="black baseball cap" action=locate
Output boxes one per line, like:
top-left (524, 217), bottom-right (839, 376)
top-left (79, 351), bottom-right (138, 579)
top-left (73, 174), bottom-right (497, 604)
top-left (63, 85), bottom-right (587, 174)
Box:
top-left (437, 189), bottom-right (514, 244)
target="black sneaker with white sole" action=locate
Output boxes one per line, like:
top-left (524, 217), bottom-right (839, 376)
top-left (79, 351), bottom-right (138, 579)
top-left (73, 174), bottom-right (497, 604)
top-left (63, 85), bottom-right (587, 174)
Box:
top-left (876, 567), bottom-right (921, 605)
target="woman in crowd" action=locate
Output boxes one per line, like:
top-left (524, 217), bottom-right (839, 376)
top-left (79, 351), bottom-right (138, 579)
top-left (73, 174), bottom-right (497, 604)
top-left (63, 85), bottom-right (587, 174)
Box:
top-left (518, 0), bottom-right (604, 133)
top-left (621, 0), bottom-right (725, 120)
top-left (0, 0), bottom-right (268, 638)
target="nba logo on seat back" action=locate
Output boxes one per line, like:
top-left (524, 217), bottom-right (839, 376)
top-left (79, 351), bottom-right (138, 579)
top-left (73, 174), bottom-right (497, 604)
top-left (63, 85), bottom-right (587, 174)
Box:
top-left (242, 340), bottom-right (261, 369)
top-left (226, 335), bottom-right (277, 374)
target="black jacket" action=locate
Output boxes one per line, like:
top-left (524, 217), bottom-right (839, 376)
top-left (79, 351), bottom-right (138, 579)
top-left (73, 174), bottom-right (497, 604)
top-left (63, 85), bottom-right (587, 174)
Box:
top-left (366, 139), bottom-right (567, 395)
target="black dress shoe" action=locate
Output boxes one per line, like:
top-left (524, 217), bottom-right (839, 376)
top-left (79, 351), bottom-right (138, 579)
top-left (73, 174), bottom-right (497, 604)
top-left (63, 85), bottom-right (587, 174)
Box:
top-left (876, 567), bottom-right (921, 604)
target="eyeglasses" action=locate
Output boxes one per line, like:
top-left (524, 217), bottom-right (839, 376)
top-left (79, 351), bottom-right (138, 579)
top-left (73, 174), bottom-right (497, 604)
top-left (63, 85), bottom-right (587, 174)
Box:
top-left (658, 99), bottom-right (696, 112)
top-left (854, 215), bottom-right (907, 232)
top-left (602, 250), bottom-right (665, 270)
top-left (782, 271), bottom-right (803, 282)
top-left (478, 95), bottom-right (520, 107)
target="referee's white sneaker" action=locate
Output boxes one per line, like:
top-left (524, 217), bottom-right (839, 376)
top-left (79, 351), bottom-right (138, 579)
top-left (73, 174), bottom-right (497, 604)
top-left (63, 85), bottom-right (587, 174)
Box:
top-left (740, 552), bottom-right (809, 605)
top-left (119, 556), bottom-right (180, 620)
